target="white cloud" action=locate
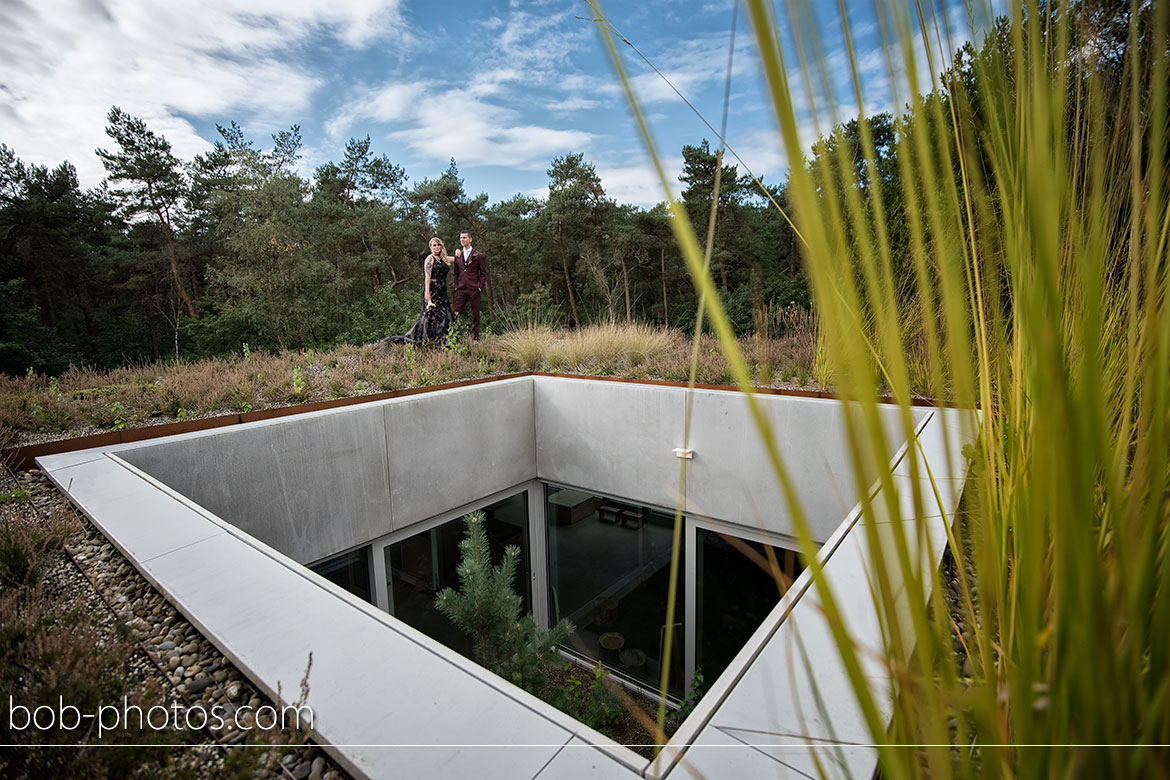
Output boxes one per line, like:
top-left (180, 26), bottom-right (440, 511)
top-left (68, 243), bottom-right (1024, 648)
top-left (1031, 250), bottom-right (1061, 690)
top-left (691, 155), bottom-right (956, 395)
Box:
top-left (492, 2), bottom-right (590, 84)
top-left (325, 80), bottom-right (431, 141)
top-left (596, 158), bottom-right (680, 209)
top-left (467, 68), bottom-right (525, 97)
top-left (618, 32), bottom-right (760, 114)
top-left (547, 95), bottom-right (602, 114)
top-left (700, 0), bottom-right (737, 15)
top-left (726, 129), bottom-right (790, 181)
top-left (0, 0), bottom-right (406, 187)
top-left (333, 2), bottom-right (600, 173)
top-left (388, 93), bottom-right (592, 171)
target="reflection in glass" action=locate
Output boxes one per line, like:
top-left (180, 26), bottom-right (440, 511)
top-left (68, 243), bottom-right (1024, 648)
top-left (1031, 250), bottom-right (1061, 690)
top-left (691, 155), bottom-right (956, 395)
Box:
top-left (546, 484), bottom-right (685, 699)
top-left (696, 527), bottom-right (804, 682)
top-left (309, 547), bottom-right (372, 604)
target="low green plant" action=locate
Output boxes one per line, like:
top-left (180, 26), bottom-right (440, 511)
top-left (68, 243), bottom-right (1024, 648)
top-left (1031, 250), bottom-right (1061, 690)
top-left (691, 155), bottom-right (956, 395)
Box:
top-left (108, 400), bottom-right (126, 431)
top-left (548, 661), bottom-right (624, 731)
top-left (446, 314), bottom-right (470, 354)
top-left (0, 488), bottom-right (30, 505)
top-left (659, 666), bottom-right (710, 737)
top-left (434, 512), bottom-right (573, 693)
top-left (291, 366), bottom-right (304, 396)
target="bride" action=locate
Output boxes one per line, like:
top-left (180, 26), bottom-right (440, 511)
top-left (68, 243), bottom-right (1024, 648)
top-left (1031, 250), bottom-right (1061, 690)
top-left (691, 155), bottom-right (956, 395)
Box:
top-left (379, 237), bottom-right (455, 345)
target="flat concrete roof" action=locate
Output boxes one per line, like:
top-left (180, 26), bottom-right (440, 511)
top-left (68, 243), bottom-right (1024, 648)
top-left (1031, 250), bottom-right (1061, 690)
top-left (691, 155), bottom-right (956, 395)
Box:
top-left (38, 376), bottom-right (975, 779)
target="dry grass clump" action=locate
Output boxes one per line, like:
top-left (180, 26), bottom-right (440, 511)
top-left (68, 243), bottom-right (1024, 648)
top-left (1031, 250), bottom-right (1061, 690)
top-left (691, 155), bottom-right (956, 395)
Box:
top-left (497, 326), bottom-right (559, 371)
top-left (498, 322), bottom-right (688, 375)
top-left (755, 303), bottom-right (820, 385)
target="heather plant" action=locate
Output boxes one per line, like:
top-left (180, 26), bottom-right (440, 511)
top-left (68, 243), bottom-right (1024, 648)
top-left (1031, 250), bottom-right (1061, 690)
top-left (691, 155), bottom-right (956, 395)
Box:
top-left (0, 588), bottom-right (188, 777)
top-left (594, 0), bottom-right (1169, 775)
top-left (0, 508), bottom-right (74, 589)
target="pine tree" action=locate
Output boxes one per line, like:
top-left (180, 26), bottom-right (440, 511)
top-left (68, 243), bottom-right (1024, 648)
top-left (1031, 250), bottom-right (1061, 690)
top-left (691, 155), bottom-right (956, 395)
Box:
top-left (434, 511), bottom-right (572, 692)
top-left (96, 107), bottom-right (196, 318)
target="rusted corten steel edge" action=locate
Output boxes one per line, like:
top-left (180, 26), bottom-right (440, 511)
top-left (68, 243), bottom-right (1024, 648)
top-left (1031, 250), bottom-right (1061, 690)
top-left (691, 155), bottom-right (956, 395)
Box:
top-left (2, 371), bottom-right (940, 471)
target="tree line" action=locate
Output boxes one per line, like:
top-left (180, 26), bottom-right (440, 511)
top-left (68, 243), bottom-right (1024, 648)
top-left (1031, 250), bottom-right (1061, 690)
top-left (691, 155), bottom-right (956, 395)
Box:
top-left (0, 110), bottom-right (811, 374)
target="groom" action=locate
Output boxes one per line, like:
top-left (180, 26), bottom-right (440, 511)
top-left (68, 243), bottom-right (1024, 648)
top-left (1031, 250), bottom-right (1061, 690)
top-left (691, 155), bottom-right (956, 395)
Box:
top-left (453, 229), bottom-right (486, 340)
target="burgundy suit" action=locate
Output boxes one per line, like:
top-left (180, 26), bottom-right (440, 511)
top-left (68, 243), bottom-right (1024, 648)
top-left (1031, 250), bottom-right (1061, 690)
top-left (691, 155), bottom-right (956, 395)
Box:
top-left (453, 247), bottom-right (486, 339)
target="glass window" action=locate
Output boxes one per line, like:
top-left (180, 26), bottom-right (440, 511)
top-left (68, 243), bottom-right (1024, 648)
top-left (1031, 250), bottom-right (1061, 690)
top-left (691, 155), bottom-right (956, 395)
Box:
top-left (383, 491), bottom-right (530, 659)
top-left (309, 547), bottom-right (371, 604)
top-left (695, 527), bottom-right (804, 681)
top-left (546, 484), bottom-right (685, 699)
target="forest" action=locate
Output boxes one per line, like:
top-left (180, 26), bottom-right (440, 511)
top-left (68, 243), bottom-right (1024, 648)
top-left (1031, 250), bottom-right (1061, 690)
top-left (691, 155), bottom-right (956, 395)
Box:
top-left (0, 113), bottom-right (810, 375)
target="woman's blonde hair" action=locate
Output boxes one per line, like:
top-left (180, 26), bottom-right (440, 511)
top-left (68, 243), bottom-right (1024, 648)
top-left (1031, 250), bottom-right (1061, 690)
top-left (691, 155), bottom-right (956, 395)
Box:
top-left (428, 236), bottom-right (453, 265)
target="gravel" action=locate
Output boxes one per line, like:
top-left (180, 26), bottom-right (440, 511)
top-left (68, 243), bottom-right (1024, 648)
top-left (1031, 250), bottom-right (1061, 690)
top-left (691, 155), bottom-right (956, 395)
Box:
top-left (3, 467), bottom-right (351, 780)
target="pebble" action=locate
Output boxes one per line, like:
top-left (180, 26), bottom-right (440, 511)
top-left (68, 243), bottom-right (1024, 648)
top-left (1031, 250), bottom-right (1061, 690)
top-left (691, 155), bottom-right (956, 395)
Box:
top-left (10, 468), bottom-right (352, 780)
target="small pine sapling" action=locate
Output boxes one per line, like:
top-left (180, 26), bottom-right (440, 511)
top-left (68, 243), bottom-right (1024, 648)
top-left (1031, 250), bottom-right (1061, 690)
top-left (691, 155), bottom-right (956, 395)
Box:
top-left (434, 511), bottom-right (572, 693)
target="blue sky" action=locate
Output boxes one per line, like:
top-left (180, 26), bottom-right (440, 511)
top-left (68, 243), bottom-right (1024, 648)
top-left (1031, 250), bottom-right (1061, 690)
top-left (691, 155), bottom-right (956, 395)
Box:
top-left (0, 0), bottom-right (988, 207)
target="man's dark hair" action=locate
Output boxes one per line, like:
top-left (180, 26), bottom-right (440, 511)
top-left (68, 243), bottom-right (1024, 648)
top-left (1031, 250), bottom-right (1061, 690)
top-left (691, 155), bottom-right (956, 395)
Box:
top-left (460, 229), bottom-right (471, 238)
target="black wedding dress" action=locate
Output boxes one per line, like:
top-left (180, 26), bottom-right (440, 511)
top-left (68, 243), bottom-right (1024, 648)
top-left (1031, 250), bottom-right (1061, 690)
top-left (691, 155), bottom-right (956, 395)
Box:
top-left (378, 258), bottom-right (454, 345)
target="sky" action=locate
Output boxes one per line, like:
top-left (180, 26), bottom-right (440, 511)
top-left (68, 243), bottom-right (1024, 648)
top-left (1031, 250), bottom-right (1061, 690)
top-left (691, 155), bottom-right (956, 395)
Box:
top-left (0, 0), bottom-right (989, 208)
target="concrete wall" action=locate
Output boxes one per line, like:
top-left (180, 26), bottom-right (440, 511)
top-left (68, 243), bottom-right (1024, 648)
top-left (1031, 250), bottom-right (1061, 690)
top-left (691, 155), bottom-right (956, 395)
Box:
top-left (121, 378), bottom-right (535, 563)
top-left (121, 376), bottom-right (922, 561)
top-left (534, 378), bottom-right (686, 513)
top-left (534, 378), bottom-right (925, 543)
top-left (685, 389), bottom-right (923, 541)
top-left (384, 378), bottom-right (536, 531)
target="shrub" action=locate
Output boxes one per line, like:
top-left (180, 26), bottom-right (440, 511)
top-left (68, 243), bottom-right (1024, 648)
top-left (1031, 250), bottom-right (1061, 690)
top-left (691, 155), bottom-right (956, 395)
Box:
top-left (547, 662), bottom-right (625, 731)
